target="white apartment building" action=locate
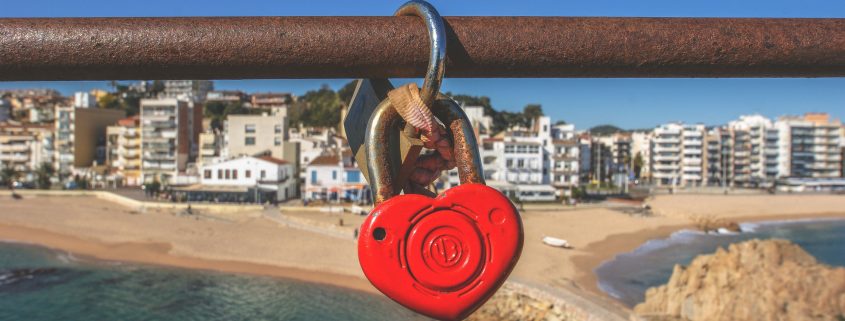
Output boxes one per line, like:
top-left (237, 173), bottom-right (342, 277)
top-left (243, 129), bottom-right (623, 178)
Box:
top-left (474, 116), bottom-right (556, 201)
top-left (775, 113), bottom-right (842, 178)
top-left (0, 123), bottom-right (54, 181)
top-left (650, 123), bottom-right (682, 186)
top-left (160, 80), bottom-right (213, 103)
top-left (140, 98), bottom-right (190, 183)
top-left (106, 116), bottom-right (142, 186)
top-left (225, 112), bottom-right (289, 160)
top-left (680, 124), bottom-right (705, 186)
top-left (304, 150), bottom-right (368, 202)
top-left (73, 92), bottom-right (96, 108)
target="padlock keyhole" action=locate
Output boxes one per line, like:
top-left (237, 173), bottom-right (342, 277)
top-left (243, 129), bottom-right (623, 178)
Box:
top-left (373, 227), bottom-right (386, 241)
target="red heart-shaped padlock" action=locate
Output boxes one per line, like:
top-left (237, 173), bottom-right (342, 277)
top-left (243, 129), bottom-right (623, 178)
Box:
top-left (358, 183), bottom-right (523, 321)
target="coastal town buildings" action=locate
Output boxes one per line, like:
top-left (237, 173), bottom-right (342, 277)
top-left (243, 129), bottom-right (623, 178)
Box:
top-left (105, 116), bottom-right (142, 186)
top-left (630, 131), bottom-right (651, 180)
top-left (73, 92), bottom-right (96, 108)
top-left (0, 122), bottom-right (54, 181)
top-left (303, 150), bottom-right (368, 202)
top-left (474, 116), bottom-right (556, 201)
top-left (225, 112), bottom-right (290, 160)
top-left (139, 98), bottom-right (190, 183)
top-left (54, 105), bottom-right (124, 178)
top-left (650, 123), bottom-right (683, 186)
top-left (160, 80), bottom-right (213, 103)
top-left (550, 123), bottom-right (580, 197)
top-left (774, 113), bottom-right (842, 179)
top-left (173, 155), bottom-right (295, 203)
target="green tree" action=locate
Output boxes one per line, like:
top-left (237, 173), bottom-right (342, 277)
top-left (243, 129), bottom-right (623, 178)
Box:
top-left (299, 85), bottom-right (342, 128)
top-left (35, 162), bottom-right (55, 189)
top-left (555, 120), bottom-right (568, 125)
top-left (0, 167), bottom-right (21, 188)
top-left (589, 124), bottom-right (624, 136)
top-left (633, 152), bottom-right (644, 179)
top-left (98, 93), bottom-right (121, 109)
top-left (337, 80), bottom-right (358, 105)
top-left (522, 104), bottom-right (544, 127)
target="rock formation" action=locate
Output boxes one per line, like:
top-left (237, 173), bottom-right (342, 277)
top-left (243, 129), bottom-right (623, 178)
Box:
top-left (635, 239), bottom-right (845, 321)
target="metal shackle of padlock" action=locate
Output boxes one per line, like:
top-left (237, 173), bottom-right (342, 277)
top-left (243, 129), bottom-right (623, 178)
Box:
top-left (358, 100), bottom-right (525, 319)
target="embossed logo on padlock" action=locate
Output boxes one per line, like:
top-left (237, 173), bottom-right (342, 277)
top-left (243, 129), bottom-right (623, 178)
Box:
top-left (358, 183), bottom-right (523, 321)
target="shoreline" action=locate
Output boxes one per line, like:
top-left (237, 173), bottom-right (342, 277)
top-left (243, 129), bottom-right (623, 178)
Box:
top-left (0, 223), bottom-right (377, 295)
top-left (571, 211), bottom-right (845, 301)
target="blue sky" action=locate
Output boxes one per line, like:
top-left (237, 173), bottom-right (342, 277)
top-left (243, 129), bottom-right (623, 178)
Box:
top-left (1, 0), bottom-right (844, 129)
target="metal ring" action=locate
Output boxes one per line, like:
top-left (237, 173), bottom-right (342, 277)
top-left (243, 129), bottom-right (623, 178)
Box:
top-left (395, 0), bottom-right (446, 108)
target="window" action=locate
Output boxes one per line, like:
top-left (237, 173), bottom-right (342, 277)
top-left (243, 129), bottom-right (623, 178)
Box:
top-left (245, 137), bottom-right (256, 145)
top-left (204, 170), bottom-right (211, 179)
top-left (310, 170), bottom-right (317, 184)
top-left (517, 159), bottom-right (525, 168)
top-left (245, 124), bottom-right (256, 134)
top-left (261, 170), bottom-right (266, 179)
top-left (225, 169), bottom-right (230, 179)
top-left (332, 170), bottom-right (337, 180)
top-left (274, 124), bottom-right (283, 134)
top-left (232, 170), bottom-right (238, 179)
top-left (347, 171), bottom-right (361, 183)
top-left (246, 170), bottom-right (251, 178)
top-left (218, 169), bottom-right (222, 179)
top-left (506, 159), bottom-right (513, 167)
top-left (274, 137), bottom-right (282, 146)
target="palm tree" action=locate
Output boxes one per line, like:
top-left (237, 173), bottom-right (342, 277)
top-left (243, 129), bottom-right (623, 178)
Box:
top-left (35, 162), bottom-right (55, 189)
top-left (0, 167), bottom-right (21, 189)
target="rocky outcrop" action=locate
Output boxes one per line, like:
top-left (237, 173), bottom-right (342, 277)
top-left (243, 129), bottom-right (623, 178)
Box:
top-left (467, 282), bottom-right (632, 321)
top-left (635, 239), bottom-right (845, 321)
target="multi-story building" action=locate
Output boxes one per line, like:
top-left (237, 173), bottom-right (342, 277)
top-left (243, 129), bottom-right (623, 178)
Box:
top-left (775, 113), bottom-right (842, 178)
top-left (680, 124), bottom-right (705, 186)
top-left (225, 112), bottom-right (290, 160)
top-left (73, 91), bottom-right (96, 108)
top-left (140, 98), bottom-right (190, 183)
top-left (0, 123), bottom-right (54, 181)
top-left (475, 116), bottom-right (556, 201)
top-left (160, 80), bottom-right (213, 103)
top-left (650, 123), bottom-right (682, 186)
top-left (728, 114), bottom-right (773, 186)
top-left (550, 124), bottom-right (580, 196)
top-left (105, 116), bottom-right (142, 186)
top-left (0, 98), bottom-right (10, 122)
top-left (54, 105), bottom-right (125, 178)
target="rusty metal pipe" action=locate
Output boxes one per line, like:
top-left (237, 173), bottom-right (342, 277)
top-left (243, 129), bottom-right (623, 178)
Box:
top-left (1, 17), bottom-right (844, 80)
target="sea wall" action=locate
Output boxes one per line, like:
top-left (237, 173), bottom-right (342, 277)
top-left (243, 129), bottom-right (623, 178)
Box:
top-left (2, 190), bottom-right (263, 214)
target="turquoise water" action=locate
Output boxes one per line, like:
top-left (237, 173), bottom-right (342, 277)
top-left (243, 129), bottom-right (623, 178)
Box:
top-left (0, 241), bottom-right (432, 321)
top-left (595, 218), bottom-right (845, 307)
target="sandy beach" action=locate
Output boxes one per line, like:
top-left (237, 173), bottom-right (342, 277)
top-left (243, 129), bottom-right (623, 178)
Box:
top-left (0, 192), bottom-right (843, 313)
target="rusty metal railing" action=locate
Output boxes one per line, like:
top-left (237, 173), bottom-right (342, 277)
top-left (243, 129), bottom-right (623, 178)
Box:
top-left (1, 17), bottom-right (844, 80)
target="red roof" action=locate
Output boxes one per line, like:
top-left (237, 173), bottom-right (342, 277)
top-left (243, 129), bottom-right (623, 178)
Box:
top-left (117, 115), bottom-right (140, 127)
top-left (257, 155), bottom-right (289, 165)
top-left (308, 154), bottom-right (340, 166)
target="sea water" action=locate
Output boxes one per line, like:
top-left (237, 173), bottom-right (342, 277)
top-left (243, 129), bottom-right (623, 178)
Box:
top-left (595, 218), bottom-right (845, 307)
top-left (0, 241), bottom-right (432, 321)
